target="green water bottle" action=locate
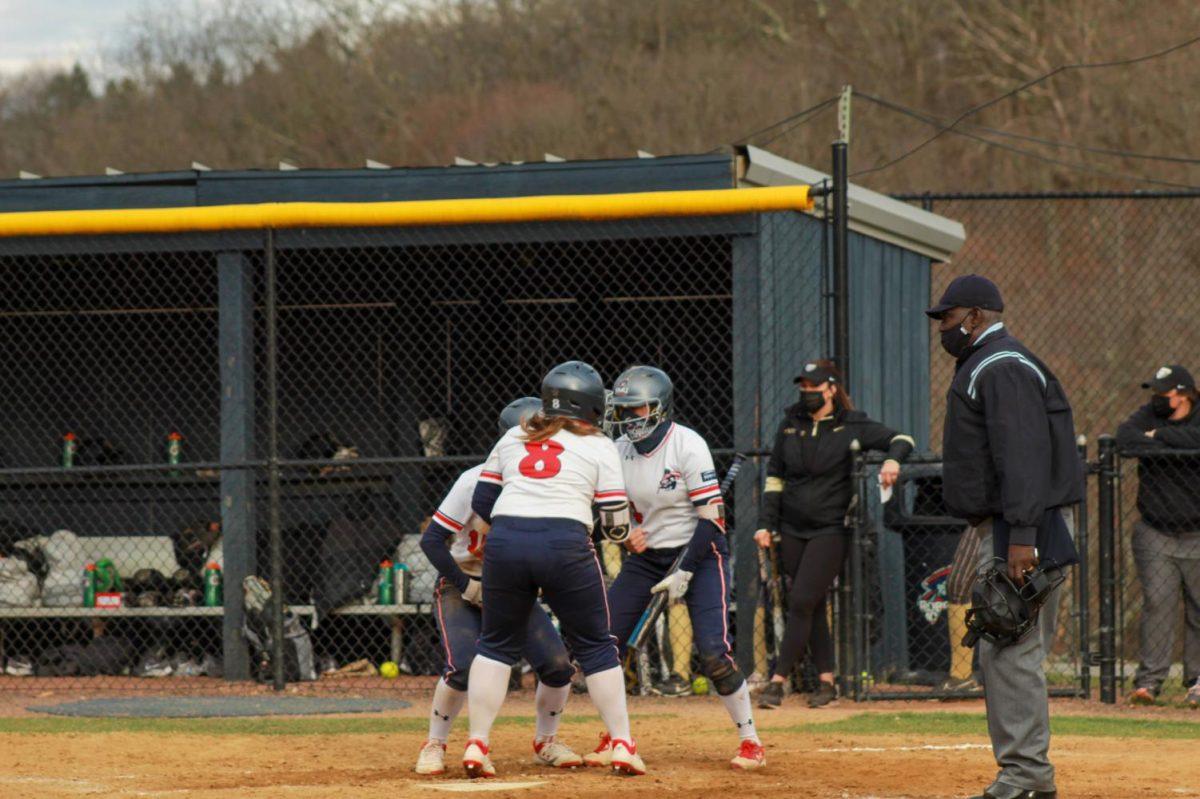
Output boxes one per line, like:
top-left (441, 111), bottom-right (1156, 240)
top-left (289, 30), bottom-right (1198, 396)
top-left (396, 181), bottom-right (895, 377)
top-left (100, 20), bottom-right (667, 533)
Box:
top-left (377, 559), bottom-right (395, 605)
top-left (62, 432), bottom-right (77, 468)
top-left (166, 432), bottom-right (183, 476)
top-left (82, 562), bottom-right (96, 608)
top-left (203, 561), bottom-right (223, 607)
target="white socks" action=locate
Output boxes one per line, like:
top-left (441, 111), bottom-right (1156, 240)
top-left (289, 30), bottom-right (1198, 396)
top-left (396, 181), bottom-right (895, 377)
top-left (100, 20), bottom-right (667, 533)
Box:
top-left (534, 681), bottom-right (570, 742)
top-left (584, 665), bottom-right (632, 742)
top-left (428, 677), bottom-right (467, 743)
top-left (719, 681), bottom-right (759, 742)
top-left (467, 655), bottom-right (513, 745)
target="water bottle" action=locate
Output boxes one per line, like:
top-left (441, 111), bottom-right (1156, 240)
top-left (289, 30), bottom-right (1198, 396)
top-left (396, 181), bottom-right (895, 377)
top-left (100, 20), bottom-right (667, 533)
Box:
top-left (82, 562), bottom-right (96, 608)
top-left (377, 560), bottom-right (395, 605)
top-left (393, 562), bottom-right (409, 605)
top-left (203, 562), bottom-right (223, 607)
top-left (62, 432), bottom-right (78, 468)
top-left (166, 432), bottom-right (183, 476)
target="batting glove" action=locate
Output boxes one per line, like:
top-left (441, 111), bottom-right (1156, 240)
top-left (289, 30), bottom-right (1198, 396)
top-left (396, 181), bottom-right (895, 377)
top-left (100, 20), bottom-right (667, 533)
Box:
top-left (651, 569), bottom-right (693, 602)
top-left (462, 578), bottom-right (483, 608)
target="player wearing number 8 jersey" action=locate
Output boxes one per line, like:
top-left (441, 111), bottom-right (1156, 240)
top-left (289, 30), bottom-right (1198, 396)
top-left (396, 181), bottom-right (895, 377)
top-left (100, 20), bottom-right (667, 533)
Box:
top-left (414, 397), bottom-right (582, 777)
top-left (464, 361), bottom-right (645, 779)
top-left (593, 365), bottom-right (765, 771)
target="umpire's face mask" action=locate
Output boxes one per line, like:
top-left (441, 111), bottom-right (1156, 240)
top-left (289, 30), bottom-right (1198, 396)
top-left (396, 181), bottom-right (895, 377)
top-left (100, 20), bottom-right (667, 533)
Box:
top-left (939, 310), bottom-right (975, 358)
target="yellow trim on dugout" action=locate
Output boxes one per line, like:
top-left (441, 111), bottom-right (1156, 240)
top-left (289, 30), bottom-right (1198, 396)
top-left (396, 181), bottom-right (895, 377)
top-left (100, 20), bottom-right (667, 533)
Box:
top-left (0, 185), bottom-right (812, 238)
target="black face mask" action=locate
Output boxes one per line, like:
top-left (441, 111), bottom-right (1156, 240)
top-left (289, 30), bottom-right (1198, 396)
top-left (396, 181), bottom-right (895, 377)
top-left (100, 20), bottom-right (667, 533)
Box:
top-left (799, 390), bottom-right (826, 415)
top-left (940, 323), bottom-right (973, 358)
top-left (1151, 394), bottom-right (1174, 419)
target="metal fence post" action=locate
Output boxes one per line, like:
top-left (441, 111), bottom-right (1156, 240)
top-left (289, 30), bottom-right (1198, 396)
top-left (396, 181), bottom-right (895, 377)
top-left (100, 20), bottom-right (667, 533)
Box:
top-left (265, 229), bottom-right (285, 692)
top-left (831, 141), bottom-right (850, 386)
top-left (1075, 436), bottom-right (1090, 698)
top-left (849, 440), bottom-right (867, 701)
top-left (1097, 435), bottom-right (1118, 704)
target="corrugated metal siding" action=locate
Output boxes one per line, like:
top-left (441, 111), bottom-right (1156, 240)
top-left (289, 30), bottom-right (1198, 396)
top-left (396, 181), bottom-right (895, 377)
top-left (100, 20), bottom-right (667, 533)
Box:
top-left (848, 232), bottom-right (932, 449)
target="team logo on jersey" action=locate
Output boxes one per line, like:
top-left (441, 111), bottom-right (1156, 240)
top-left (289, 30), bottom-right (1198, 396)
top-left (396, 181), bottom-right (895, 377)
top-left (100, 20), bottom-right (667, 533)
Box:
top-left (917, 564), bottom-right (952, 624)
top-left (658, 468), bottom-right (682, 491)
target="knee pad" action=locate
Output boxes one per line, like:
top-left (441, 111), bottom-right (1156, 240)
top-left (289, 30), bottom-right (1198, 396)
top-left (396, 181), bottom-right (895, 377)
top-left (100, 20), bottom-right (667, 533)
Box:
top-left (699, 653), bottom-right (745, 696)
top-left (534, 655), bottom-right (574, 689)
top-left (443, 666), bottom-right (469, 692)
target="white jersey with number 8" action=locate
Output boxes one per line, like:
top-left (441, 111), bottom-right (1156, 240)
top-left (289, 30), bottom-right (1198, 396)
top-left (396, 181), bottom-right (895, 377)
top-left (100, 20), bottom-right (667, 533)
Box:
top-left (479, 425), bottom-right (627, 529)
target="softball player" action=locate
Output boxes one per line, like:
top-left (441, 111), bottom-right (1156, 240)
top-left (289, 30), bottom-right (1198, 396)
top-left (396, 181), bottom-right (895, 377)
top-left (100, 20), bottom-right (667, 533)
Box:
top-left (463, 361), bottom-right (645, 778)
top-left (593, 365), bottom-right (765, 771)
top-left (415, 397), bottom-right (582, 775)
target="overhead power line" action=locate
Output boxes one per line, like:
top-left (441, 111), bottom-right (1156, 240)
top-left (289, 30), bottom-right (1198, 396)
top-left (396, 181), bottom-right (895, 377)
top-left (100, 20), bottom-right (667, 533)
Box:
top-left (851, 33), bottom-right (1200, 179)
top-left (731, 95), bottom-right (839, 147)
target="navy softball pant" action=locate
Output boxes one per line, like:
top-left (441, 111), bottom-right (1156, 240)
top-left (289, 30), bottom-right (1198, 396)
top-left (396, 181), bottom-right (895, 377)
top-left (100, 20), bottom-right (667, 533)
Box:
top-left (432, 577), bottom-right (573, 691)
top-left (607, 536), bottom-right (740, 692)
top-left (478, 516), bottom-right (620, 676)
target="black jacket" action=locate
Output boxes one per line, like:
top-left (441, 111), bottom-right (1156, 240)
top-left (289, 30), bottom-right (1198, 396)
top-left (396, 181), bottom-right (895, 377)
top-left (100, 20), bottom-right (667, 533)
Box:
top-left (761, 406), bottom-right (913, 533)
top-left (1116, 403), bottom-right (1200, 533)
top-left (941, 327), bottom-right (1083, 547)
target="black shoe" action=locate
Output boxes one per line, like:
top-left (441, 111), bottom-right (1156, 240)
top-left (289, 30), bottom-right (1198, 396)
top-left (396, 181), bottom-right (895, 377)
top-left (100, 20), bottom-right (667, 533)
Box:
top-left (651, 673), bottom-right (692, 697)
top-left (756, 681), bottom-right (784, 709)
top-left (969, 783), bottom-right (1057, 799)
top-left (807, 681), bottom-right (838, 708)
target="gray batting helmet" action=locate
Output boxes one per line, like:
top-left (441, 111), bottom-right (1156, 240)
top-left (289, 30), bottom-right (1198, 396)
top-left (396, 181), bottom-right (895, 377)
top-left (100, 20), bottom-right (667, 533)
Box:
top-left (498, 396), bottom-right (543, 436)
top-left (608, 365), bottom-right (673, 442)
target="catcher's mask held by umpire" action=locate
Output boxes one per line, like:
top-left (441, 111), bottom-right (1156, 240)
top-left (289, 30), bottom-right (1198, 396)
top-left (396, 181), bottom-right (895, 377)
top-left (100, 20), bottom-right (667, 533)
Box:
top-left (962, 558), bottom-right (1065, 648)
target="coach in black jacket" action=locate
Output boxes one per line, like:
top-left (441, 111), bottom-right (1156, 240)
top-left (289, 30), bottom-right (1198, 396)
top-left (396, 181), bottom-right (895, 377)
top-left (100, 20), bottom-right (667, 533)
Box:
top-left (929, 275), bottom-right (1080, 799)
top-left (1115, 365), bottom-right (1200, 703)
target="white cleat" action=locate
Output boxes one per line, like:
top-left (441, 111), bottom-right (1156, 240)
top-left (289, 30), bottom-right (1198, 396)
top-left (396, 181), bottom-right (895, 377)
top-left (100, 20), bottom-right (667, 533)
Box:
top-left (462, 738), bottom-right (496, 779)
top-left (532, 737), bottom-right (583, 768)
top-left (730, 739), bottom-right (767, 771)
top-left (582, 732), bottom-right (612, 767)
top-left (415, 739), bottom-right (447, 775)
top-left (610, 738), bottom-right (646, 776)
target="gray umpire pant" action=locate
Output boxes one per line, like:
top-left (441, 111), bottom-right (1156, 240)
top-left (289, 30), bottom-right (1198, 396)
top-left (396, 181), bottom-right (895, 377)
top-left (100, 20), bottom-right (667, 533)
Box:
top-left (1131, 518), bottom-right (1200, 692)
top-left (972, 507), bottom-right (1074, 794)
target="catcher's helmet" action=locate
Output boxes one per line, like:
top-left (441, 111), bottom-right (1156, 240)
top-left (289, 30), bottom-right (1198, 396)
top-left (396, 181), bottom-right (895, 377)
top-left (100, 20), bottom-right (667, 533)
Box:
top-left (608, 365), bottom-right (673, 442)
top-left (963, 558), bottom-right (1065, 648)
top-left (498, 396), bottom-right (543, 436)
top-left (541, 361), bottom-right (606, 425)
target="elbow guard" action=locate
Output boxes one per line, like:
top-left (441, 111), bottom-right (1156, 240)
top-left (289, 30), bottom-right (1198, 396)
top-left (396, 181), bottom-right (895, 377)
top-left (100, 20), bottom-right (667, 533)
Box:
top-left (599, 502), bottom-right (631, 542)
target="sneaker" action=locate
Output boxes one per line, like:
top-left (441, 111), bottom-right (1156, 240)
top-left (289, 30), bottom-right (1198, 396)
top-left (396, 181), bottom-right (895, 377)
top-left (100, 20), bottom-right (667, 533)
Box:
top-left (610, 738), bottom-right (646, 776)
top-left (532, 737), bottom-right (583, 768)
top-left (1129, 687), bottom-right (1157, 706)
top-left (938, 675), bottom-right (982, 694)
top-left (582, 732), bottom-right (612, 767)
top-left (730, 739), bottom-right (766, 771)
top-left (3, 656), bottom-right (33, 677)
top-left (415, 740), bottom-right (447, 775)
top-left (807, 681), bottom-right (838, 708)
top-left (462, 738), bottom-right (496, 779)
top-left (650, 673), bottom-right (692, 697)
top-left (1185, 679), bottom-right (1200, 708)
top-left (756, 681), bottom-right (784, 709)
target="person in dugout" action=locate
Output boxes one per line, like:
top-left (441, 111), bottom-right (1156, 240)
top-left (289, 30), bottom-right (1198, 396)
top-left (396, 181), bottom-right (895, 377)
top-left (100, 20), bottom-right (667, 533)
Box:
top-left (755, 359), bottom-right (914, 709)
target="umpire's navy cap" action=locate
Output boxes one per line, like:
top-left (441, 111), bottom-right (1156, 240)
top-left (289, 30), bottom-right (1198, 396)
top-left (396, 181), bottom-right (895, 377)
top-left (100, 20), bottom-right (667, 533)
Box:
top-left (925, 274), bottom-right (1004, 319)
top-left (1142, 365), bottom-right (1196, 393)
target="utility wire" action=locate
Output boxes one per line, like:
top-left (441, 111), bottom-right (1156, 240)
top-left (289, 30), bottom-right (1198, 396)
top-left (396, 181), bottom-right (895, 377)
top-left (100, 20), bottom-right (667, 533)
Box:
top-left (758, 100), bottom-right (837, 147)
top-left (852, 33), bottom-right (1200, 178)
top-left (856, 92), bottom-right (1200, 190)
top-left (731, 95), bottom-right (838, 147)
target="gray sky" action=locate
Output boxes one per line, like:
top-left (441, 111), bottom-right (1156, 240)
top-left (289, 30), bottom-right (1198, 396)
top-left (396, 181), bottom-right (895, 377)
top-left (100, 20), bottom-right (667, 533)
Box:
top-left (0, 0), bottom-right (145, 74)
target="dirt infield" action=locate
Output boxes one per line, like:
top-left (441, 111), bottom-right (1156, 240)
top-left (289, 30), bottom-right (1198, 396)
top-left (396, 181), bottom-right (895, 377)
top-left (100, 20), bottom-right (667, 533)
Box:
top-left (0, 692), bottom-right (1196, 799)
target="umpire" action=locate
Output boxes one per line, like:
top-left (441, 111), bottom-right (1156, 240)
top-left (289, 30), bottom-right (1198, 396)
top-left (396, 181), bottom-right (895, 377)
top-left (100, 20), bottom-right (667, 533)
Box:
top-left (928, 275), bottom-right (1081, 799)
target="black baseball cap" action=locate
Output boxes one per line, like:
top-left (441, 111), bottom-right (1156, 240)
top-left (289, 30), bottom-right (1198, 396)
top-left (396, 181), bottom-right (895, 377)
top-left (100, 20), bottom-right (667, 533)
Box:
top-left (925, 274), bottom-right (1005, 319)
top-left (1142, 365), bottom-right (1195, 393)
top-left (793, 361), bottom-right (838, 386)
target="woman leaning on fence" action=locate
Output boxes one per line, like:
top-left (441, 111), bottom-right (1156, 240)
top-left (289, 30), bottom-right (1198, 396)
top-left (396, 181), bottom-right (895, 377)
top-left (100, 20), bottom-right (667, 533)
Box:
top-left (754, 360), bottom-right (914, 709)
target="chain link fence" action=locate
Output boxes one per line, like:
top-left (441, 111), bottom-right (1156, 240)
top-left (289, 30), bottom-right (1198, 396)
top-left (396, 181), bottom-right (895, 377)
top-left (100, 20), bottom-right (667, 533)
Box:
top-left (0, 217), bottom-right (760, 694)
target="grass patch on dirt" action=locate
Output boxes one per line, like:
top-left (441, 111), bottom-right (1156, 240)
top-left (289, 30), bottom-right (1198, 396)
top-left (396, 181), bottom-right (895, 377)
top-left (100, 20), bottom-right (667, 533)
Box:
top-left (0, 713), bottom-right (668, 736)
top-left (766, 711), bottom-right (1200, 740)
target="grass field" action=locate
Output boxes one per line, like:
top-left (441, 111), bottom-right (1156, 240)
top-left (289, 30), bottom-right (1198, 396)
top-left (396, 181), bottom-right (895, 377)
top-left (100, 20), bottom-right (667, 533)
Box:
top-left (0, 693), bottom-right (1196, 798)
